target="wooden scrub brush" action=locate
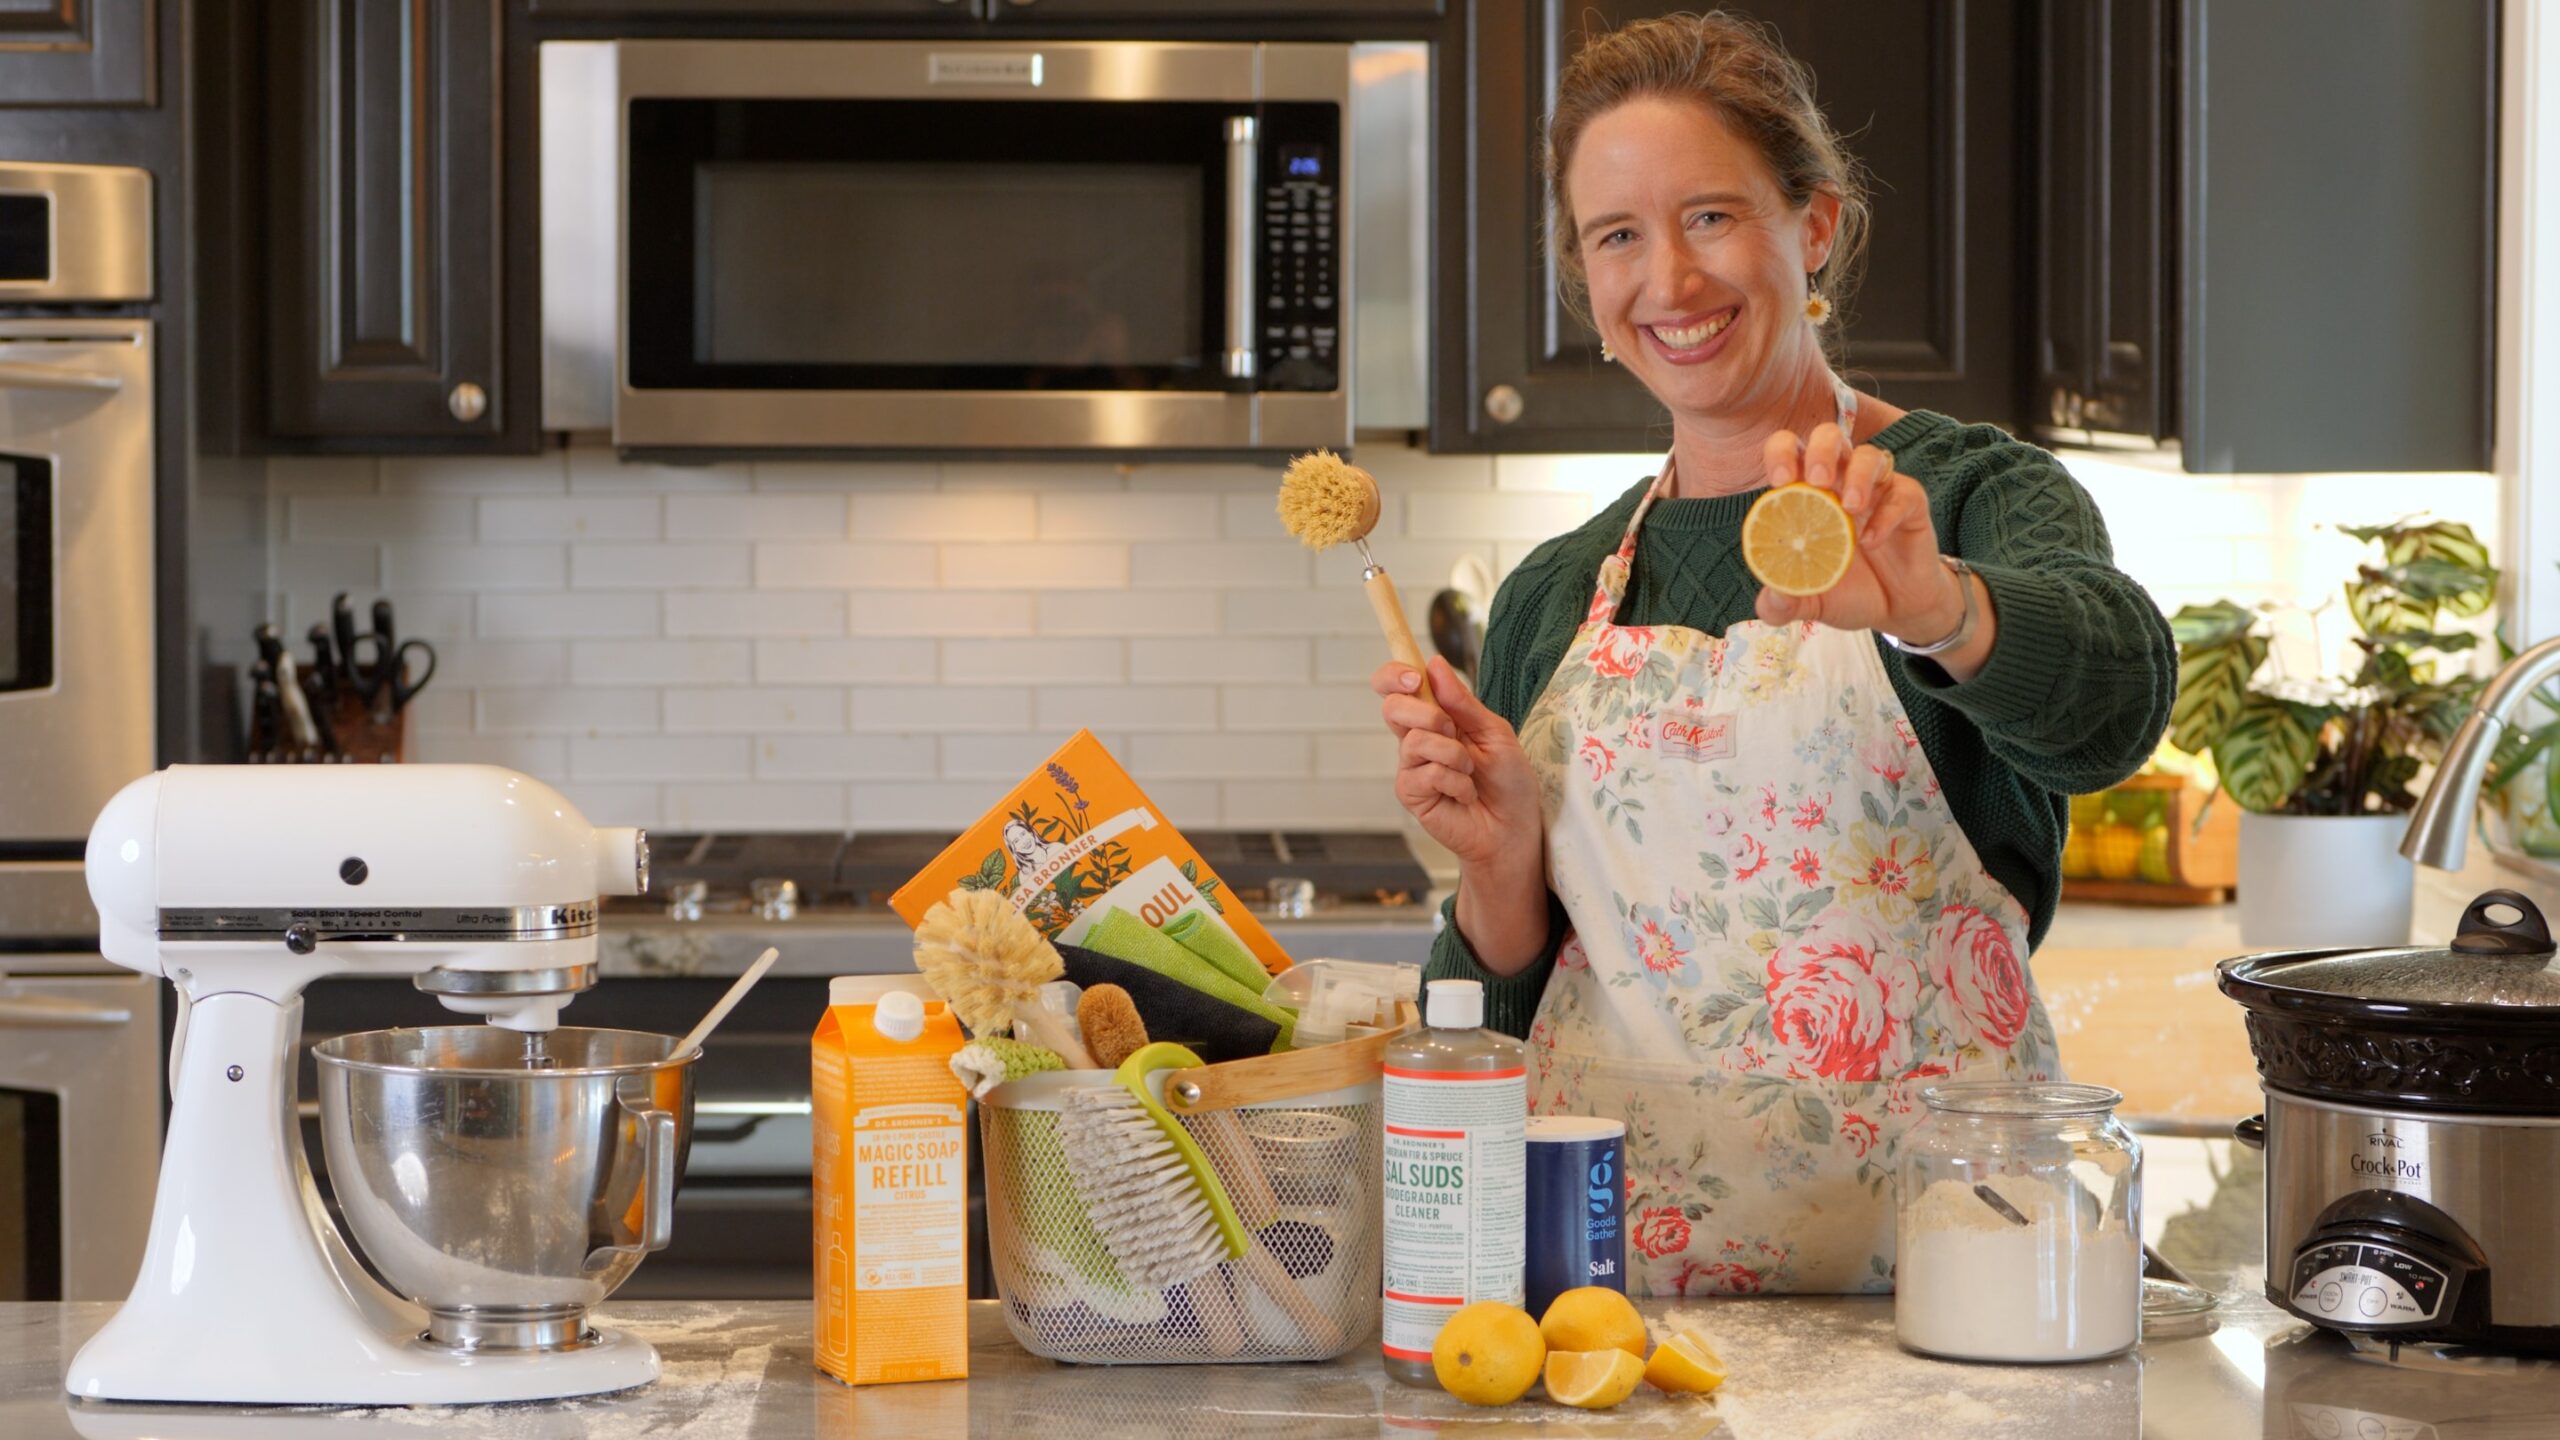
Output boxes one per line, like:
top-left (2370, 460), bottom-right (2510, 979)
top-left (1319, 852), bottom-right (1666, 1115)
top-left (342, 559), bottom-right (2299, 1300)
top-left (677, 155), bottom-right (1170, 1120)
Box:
top-left (1078, 984), bottom-right (1152, 1069)
top-left (1278, 450), bottom-right (1435, 707)
top-left (913, 888), bottom-right (1097, 1067)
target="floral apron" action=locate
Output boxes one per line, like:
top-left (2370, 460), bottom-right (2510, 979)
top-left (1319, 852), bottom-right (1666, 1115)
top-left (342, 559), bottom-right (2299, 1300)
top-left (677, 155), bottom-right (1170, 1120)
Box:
top-left (1516, 438), bottom-right (2065, 1297)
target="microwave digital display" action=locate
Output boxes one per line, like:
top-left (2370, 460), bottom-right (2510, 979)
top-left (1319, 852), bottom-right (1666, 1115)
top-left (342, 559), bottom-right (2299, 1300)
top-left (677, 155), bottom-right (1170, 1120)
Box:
top-left (1282, 147), bottom-right (1325, 180)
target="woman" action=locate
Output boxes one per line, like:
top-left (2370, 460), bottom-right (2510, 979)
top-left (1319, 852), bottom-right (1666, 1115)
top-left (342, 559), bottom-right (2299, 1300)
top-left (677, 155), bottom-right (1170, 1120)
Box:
top-left (1376, 13), bottom-right (2176, 1296)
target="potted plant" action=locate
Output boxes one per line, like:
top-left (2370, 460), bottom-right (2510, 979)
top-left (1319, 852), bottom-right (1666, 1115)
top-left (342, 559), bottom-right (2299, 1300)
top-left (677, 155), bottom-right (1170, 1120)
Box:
top-left (2169, 519), bottom-right (2497, 946)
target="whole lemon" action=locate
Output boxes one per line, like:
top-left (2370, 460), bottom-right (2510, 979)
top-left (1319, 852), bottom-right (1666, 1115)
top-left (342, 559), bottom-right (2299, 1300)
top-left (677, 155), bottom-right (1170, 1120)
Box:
top-left (1539, 1286), bottom-right (1648, 1358)
top-left (1431, 1301), bottom-right (1545, 1406)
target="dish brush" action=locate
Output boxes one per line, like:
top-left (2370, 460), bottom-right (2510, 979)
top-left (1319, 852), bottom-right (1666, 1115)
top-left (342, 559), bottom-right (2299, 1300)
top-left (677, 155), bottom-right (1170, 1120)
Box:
top-left (1055, 1043), bottom-right (1251, 1290)
top-left (1077, 984), bottom-right (1152, 1069)
top-left (913, 887), bottom-right (1097, 1066)
top-left (1278, 450), bottom-right (1435, 704)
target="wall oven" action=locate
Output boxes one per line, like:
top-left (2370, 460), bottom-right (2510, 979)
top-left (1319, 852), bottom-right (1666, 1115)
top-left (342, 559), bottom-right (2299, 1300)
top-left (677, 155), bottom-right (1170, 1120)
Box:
top-left (547, 40), bottom-right (1352, 458)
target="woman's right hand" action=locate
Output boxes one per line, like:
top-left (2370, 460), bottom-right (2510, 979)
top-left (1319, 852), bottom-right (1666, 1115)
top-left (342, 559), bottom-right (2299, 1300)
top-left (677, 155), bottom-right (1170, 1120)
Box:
top-left (1372, 657), bottom-right (1543, 876)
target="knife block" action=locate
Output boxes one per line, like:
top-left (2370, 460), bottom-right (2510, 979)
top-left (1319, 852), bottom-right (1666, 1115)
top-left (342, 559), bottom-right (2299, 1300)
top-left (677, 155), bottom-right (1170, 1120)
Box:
top-left (245, 688), bottom-right (408, 764)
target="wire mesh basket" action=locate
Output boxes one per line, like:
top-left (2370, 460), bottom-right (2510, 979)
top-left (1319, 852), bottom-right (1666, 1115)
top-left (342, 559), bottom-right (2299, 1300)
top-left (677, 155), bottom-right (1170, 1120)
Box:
top-left (977, 1043), bottom-right (1390, 1365)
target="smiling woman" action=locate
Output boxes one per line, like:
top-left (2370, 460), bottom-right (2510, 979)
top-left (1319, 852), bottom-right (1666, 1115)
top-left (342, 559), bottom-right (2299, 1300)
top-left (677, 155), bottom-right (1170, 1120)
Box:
top-left (1369, 11), bottom-right (2180, 1300)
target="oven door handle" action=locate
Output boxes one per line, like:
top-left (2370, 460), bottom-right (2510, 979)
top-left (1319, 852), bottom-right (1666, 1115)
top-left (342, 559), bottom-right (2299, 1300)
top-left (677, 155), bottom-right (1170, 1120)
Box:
top-left (1224, 114), bottom-right (1259, 385)
top-left (0, 361), bottom-right (123, 393)
top-left (0, 994), bottom-right (135, 1026)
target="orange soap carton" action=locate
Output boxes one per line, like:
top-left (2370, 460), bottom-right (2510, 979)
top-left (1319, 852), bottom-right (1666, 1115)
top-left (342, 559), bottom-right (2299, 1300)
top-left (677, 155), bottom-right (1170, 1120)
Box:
top-left (812, 976), bottom-right (969, 1387)
top-left (888, 728), bottom-right (1294, 978)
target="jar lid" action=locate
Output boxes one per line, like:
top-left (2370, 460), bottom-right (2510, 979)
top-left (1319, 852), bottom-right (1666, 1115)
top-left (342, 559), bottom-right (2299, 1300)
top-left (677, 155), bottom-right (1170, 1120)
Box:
top-left (2224, 890), bottom-right (2560, 1009)
top-left (1918, 1081), bottom-right (2124, 1118)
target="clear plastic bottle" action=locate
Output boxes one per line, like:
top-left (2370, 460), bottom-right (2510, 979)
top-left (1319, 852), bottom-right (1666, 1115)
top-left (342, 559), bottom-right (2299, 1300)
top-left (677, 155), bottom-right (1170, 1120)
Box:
top-left (1380, 979), bottom-right (1527, 1387)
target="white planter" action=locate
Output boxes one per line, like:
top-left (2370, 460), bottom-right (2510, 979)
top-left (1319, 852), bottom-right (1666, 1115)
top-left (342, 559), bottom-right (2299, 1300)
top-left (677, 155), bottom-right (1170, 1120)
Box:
top-left (2236, 811), bottom-right (2416, 949)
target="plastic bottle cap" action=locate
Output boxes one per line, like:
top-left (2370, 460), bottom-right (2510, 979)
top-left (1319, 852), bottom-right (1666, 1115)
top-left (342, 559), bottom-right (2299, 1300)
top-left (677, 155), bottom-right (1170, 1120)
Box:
top-left (829, 975), bottom-right (936, 1009)
top-left (1425, 978), bottom-right (1484, 1030)
top-left (871, 988), bottom-right (926, 1043)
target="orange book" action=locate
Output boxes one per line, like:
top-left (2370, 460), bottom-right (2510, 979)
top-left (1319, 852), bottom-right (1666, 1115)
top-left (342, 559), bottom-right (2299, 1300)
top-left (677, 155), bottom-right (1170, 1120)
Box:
top-left (887, 728), bottom-right (1294, 978)
top-left (812, 977), bottom-right (969, 1387)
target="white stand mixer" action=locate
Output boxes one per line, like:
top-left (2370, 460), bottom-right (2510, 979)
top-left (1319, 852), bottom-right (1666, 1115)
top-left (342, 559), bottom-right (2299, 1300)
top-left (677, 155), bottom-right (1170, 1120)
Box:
top-left (66, 765), bottom-right (663, 1405)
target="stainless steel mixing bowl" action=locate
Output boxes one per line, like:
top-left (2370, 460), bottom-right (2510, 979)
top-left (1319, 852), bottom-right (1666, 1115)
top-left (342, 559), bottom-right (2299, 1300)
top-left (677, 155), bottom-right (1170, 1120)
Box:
top-left (313, 1026), bottom-right (696, 1352)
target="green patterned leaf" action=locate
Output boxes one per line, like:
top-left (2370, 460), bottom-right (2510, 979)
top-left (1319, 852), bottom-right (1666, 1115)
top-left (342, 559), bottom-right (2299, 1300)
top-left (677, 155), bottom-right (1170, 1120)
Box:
top-left (2171, 632), bottom-right (2266, 753)
top-left (2219, 697), bottom-right (2322, 812)
top-left (1793, 1092), bottom-right (1833, 1146)
top-left (2169, 599), bottom-right (2254, 648)
top-left (1698, 852), bottom-right (1731, 881)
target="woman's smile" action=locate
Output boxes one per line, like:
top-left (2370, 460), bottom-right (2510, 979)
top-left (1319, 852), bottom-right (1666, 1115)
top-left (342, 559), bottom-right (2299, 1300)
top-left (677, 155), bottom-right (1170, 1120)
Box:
top-left (1643, 305), bottom-right (1742, 363)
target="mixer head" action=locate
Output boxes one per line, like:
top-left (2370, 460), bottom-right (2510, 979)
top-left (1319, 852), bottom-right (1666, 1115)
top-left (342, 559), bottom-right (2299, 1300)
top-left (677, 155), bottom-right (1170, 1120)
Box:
top-left (84, 764), bottom-right (649, 1028)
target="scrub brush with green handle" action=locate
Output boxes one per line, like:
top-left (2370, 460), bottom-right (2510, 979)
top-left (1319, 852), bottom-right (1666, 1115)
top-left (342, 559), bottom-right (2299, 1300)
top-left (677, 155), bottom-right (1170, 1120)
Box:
top-left (1055, 1042), bottom-right (1251, 1290)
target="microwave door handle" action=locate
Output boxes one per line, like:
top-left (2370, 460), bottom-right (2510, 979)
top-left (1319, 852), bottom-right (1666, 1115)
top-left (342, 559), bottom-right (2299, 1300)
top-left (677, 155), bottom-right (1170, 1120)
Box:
top-left (0, 361), bottom-right (123, 393)
top-left (1224, 115), bottom-right (1259, 384)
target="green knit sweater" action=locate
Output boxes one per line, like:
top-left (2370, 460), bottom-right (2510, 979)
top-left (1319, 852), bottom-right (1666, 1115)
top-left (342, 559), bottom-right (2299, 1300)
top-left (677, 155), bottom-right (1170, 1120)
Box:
top-left (1425, 411), bottom-right (2178, 1038)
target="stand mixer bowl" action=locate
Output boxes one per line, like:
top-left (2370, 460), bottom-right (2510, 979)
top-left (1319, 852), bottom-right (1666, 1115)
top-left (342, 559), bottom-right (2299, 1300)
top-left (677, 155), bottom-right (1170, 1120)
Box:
top-left (314, 1026), bottom-right (697, 1353)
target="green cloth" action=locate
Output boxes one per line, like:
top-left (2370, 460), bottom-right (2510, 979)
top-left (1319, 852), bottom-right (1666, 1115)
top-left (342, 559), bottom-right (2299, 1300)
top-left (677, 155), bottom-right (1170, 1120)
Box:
top-left (1082, 907), bottom-right (1297, 1049)
top-left (1427, 411), bottom-right (2178, 1039)
top-left (1160, 909), bottom-right (1271, 994)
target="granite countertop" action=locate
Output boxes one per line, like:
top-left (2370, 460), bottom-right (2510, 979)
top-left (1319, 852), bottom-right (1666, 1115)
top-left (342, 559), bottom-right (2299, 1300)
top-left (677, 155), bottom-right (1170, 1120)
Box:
top-left (7, 1138), bottom-right (2557, 1438)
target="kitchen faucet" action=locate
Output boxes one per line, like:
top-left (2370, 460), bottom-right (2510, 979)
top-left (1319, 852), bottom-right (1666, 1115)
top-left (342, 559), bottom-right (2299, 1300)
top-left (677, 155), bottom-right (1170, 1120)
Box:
top-left (2402, 635), bottom-right (2560, 871)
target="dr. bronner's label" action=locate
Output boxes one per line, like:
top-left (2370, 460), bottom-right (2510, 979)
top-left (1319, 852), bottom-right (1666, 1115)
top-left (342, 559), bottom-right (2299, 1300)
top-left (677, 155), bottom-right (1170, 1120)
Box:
top-left (813, 999), bottom-right (969, 1386)
top-left (853, 1104), bottom-right (965, 1291)
top-left (1381, 1065), bottom-right (1527, 1364)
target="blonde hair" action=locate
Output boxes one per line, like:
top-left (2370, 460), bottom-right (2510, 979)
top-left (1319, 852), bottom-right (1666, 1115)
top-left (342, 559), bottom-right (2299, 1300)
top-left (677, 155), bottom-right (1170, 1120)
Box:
top-left (1546, 11), bottom-right (1871, 349)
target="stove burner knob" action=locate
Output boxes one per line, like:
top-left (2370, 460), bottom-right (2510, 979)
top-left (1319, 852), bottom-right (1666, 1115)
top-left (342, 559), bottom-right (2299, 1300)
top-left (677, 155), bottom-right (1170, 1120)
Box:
top-left (751, 877), bottom-right (800, 922)
top-left (666, 879), bottom-right (708, 923)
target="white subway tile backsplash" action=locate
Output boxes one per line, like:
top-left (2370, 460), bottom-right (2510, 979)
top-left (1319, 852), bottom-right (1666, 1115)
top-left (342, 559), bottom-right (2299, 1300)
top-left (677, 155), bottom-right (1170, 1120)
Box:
top-left (384, 455), bottom-right (568, 495)
top-left (665, 590), bottom-right (845, 637)
top-left (573, 735), bottom-right (754, 780)
top-left (942, 543), bottom-right (1129, 590)
top-left (383, 544), bottom-right (565, 592)
top-left (1033, 685), bottom-right (1218, 733)
top-left (755, 542), bottom-right (941, 590)
top-left (479, 592), bottom-right (661, 639)
top-left (1218, 684), bottom-right (1381, 733)
top-left (855, 686), bottom-right (1030, 733)
top-left (1036, 589), bottom-right (1219, 636)
top-left (668, 493), bottom-right (850, 541)
top-left (853, 492), bottom-right (1037, 542)
top-left (1129, 732), bottom-right (1312, 780)
top-left (572, 544), bottom-right (753, 590)
top-left (1040, 492), bottom-right (1220, 541)
top-left (266, 439), bottom-right (2422, 833)
top-left (943, 638), bottom-right (1125, 685)
top-left (665, 687), bottom-right (846, 734)
top-left (754, 638), bottom-right (936, 685)
top-left (480, 496), bottom-right (662, 542)
top-left (571, 640), bottom-right (754, 686)
top-left (479, 686), bottom-right (658, 735)
top-left (1406, 491), bottom-right (1591, 540)
top-left (291, 495), bottom-right (474, 543)
top-left (1129, 541), bottom-right (1309, 589)
top-left (663, 782), bottom-right (848, 829)
top-left (1128, 638), bottom-right (1310, 685)
top-left (755, 733), bottom-right (939, 780)
top-left (850, 590), bottom-right (1036, 637)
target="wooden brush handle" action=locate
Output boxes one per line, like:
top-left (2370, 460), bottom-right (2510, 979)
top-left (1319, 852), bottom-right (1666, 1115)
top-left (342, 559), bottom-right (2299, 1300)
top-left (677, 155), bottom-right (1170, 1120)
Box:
top-left (1363, 570), bottom-right (1437, 705)
top-left (1165, 1003), bottom-right (1419, 1114)
top-left (1200, 1110), bottom-right (1345, 1356)
top-left (1011, 1001), bottom-right (1098, 1069)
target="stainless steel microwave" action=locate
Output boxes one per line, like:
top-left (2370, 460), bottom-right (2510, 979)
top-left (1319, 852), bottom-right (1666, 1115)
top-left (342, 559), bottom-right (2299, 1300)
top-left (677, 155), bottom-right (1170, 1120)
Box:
top-left (542, 40), bottom-right (1358, 458)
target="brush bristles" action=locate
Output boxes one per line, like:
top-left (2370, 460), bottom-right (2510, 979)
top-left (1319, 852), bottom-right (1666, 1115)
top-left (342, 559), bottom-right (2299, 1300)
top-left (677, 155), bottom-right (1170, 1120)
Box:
top-left (911, 887), bottom-right (1063, 1036)
top-left (1077, 984), bottom-right (1152, 1070)
top-left (1057, 1087), bottom-right (1229, 1289)
top-left (1276, 450), bottom-right (1382, 550)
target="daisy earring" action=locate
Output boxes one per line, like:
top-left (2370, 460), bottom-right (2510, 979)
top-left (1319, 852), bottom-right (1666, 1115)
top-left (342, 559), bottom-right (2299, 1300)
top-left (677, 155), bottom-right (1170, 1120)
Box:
top-left (1600, 341), bottom-right (1616, 363)
top-left (1804, 288), bottom-right (1832, 326)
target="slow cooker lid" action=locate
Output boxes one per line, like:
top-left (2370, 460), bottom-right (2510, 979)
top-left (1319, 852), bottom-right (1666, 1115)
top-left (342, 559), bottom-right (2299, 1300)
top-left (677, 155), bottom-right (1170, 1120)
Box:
top-left (2243, 890), bottom-right (2560, 1008)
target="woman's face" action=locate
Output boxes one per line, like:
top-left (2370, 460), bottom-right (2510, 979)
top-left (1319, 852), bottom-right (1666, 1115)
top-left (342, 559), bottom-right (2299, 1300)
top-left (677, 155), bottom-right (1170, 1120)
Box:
top-left (1566, 96), bottom-right (1839, 424)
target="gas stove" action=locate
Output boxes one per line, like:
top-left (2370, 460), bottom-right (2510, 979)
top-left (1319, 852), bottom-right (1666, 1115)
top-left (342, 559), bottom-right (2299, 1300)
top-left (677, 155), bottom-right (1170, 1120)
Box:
top-left (610, 829), bottom-right (1435, 923)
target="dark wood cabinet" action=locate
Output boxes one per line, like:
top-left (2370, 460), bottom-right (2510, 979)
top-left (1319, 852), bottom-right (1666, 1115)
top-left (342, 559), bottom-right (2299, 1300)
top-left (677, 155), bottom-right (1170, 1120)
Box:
top-left (982, 0), bottom-right (1440, 18)
top-left (2029, 0), bottom-right (2174, 446)
top-left (525, 0), bottom-right (969, 15)
top-left (264, 0), bottom-right (510, 447)
top-left (2177, 0), bottom-right (2492, 473)
top-left (1435, 0), bottom-right (2022, 453)
top-left (0, 0), bottom-right (154, 106)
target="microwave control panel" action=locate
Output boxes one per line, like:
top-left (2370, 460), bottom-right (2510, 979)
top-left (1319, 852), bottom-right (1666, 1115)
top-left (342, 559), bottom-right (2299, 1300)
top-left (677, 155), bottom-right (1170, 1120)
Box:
top-left (1258, 112), bottom-right (1339, 393)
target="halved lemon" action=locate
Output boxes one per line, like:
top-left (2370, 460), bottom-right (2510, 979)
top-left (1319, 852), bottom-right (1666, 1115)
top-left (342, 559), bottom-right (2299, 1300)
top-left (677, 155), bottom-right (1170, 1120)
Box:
top-left (1544, 1347), bottom-right (1647, 1410)
top-left (1643, 1327), bottom-right (1729, 1395)
top-left (1741, 482), bottom-right (1857, 597)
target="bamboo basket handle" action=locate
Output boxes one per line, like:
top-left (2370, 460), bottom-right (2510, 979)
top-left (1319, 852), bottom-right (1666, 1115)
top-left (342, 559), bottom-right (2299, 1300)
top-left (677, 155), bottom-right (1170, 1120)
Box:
top-left (1165, 1002), bottom-right (1419, 1114)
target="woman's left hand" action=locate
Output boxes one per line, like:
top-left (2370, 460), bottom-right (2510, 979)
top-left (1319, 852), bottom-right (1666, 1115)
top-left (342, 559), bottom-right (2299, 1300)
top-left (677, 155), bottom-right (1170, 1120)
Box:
top-left (1754, 422), bottom-right (1969, 648)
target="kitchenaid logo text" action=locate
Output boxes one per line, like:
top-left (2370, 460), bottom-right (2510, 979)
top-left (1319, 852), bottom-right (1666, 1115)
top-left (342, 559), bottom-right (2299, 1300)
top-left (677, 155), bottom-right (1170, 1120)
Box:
top-left (2353, 1132), bottom-right (2424, 1182)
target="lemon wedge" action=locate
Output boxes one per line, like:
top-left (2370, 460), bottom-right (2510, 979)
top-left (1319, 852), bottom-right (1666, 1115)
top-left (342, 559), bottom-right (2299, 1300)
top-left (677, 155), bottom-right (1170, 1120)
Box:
top-left (1544, 1348), bottom-right (1647, 1410)
top-left (1643, 1327), bottom-right (1729, 1395)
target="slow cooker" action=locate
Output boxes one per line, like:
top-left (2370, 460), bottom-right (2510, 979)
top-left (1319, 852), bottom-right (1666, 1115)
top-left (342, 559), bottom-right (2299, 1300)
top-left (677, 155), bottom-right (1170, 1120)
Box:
top-left (2219, 888), bottom-right (2560, 1355)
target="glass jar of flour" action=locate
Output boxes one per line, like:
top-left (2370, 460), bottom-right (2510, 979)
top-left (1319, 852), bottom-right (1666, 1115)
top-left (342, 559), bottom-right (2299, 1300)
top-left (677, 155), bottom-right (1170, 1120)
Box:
top-left (1895, 1082), bottom-right (2142, 1363)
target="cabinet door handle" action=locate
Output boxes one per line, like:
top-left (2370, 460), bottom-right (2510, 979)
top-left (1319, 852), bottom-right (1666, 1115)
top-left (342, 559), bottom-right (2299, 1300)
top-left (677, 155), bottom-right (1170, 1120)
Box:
top-left (447, 381), bottom-right (488, 422)
top-left (1484, 384), bottom-right (1525, 425)
top-left (0, 361), bottom-right (121, 393)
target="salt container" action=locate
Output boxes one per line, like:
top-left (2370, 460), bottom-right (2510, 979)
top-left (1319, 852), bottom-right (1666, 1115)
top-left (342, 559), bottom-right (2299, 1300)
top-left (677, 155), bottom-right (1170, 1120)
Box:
top-left (1895, 1082), bottom-right (2142, 1363)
